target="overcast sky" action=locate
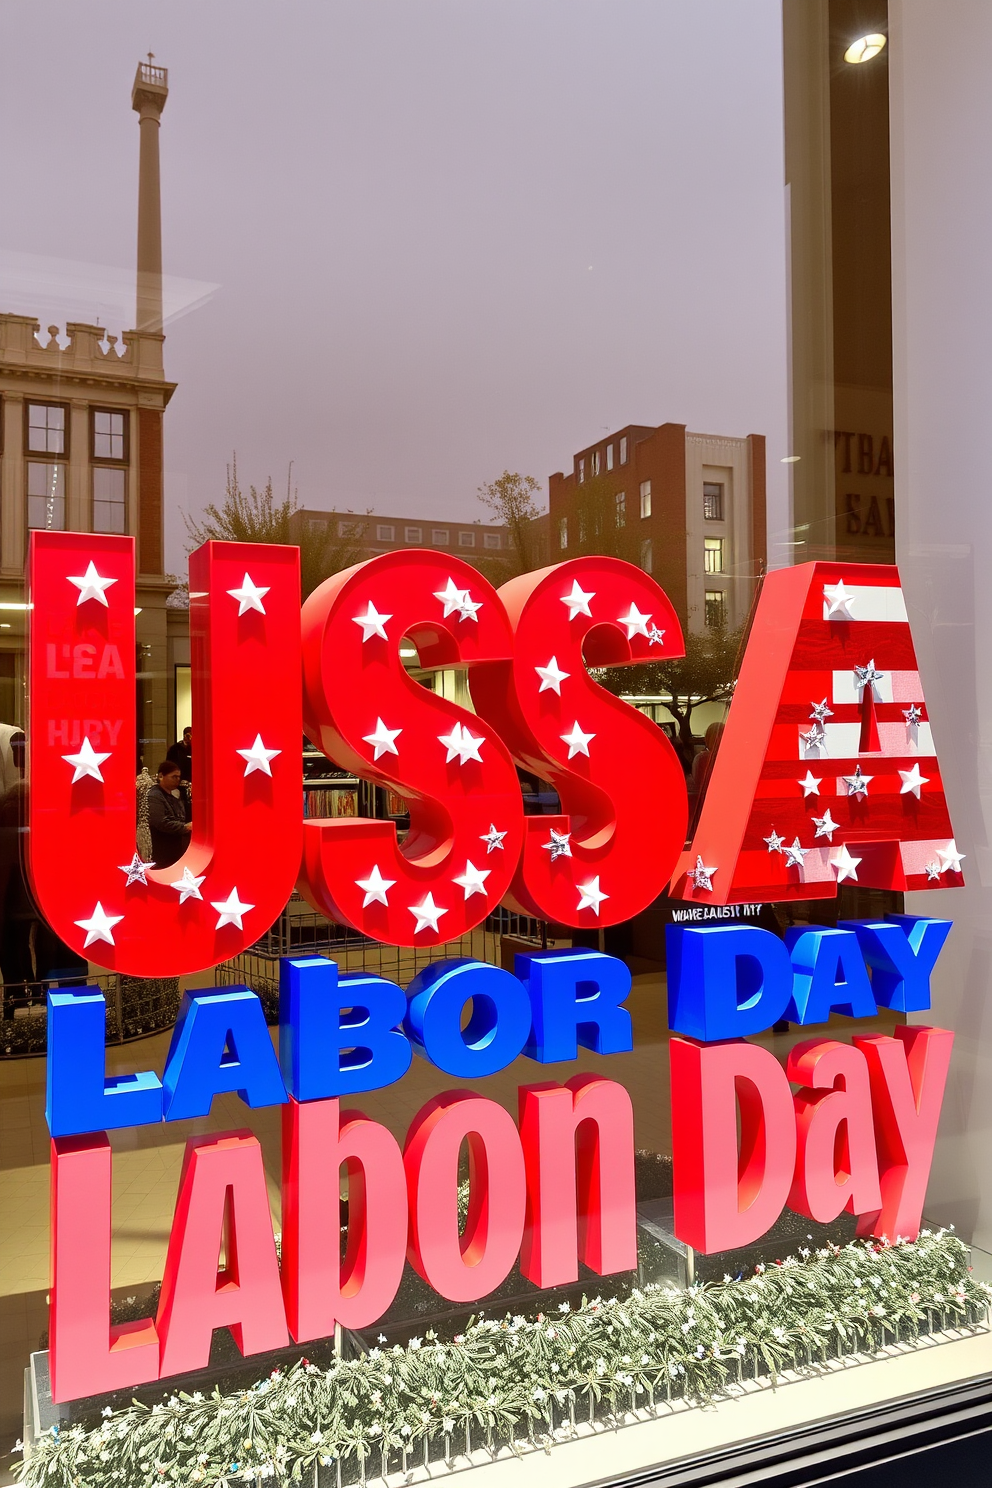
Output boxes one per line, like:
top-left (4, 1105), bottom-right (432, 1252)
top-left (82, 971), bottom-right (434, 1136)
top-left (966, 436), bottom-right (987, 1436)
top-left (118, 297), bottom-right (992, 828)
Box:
top-left (0, 0), bottom-right (789, 576)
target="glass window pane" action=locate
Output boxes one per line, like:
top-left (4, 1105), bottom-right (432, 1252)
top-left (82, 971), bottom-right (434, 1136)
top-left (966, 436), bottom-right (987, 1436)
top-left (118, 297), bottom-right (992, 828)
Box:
top-left (27, 403), bottom-right (65, 455)
top-left (26, 462), bottom-right (66, 529)
top-left (92, 466), bottom-right (126, 533)
top-left (93, 409), bottom-right (126, 460)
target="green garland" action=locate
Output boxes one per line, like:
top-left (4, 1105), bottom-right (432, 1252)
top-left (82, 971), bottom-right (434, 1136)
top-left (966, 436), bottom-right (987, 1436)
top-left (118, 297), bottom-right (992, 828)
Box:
top-left (17, 1230), bottom-right (988, 1488)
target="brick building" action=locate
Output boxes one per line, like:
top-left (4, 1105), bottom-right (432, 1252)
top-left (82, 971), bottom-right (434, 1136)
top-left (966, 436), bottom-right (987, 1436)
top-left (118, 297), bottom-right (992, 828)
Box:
top-left (292, 508), bottom-right (550, 572)
top-left (548, 422), bottom-right (766, 634)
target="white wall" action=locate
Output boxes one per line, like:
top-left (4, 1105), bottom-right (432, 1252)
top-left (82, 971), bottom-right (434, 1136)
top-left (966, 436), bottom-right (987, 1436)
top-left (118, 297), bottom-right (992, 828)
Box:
top-left (890, 0), bottom-right (992, 1250)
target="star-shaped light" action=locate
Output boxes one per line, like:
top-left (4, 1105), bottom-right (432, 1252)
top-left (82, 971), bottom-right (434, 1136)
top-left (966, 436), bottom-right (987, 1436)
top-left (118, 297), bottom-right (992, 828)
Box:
top-left (542, 828), bottom-right (572, 861)
top-left (211, 888), bottom-right (254, 930)
top-left (924, 862), bottom-right (942, 881)
top-left (561, 721), bottom-right (595, 758)
top-left (226, 573), bottom-right (269, 615)
top-left (799, 770), bottom-right (822, 797)
top-left (903, 703), bottom-right (923, 727)
top-left (763, 829), bottom-right (785, 853)
top-left (783, 838), bottom-right (809, 870)
top-left (456, 591), bottom-right (482, 622)
top-left (119, 853), bottom-right (155, 887)
top-left (618, 603), bottom-right (652, 639)
top-left (830, 844), bottom-right (862, 883)
top-left (409, 892), bottom-right (447, 934)
top-left (823, 580), bottom-right (856, 618)
top-left (434, 578), bottom-right (466, 617)
top-left (355, 864), bottom-right (395, 908)
top-left (854, 659), bottom-right (885, 694)
top-left (170, 867), bottom-right (205, 903)
top-left (938, 840), bottom-right (966, 874)
top-left (535, 656), bottom-right (570, 694)
top-left (801, 724), bottom-right (826, 755)
top-left (561, 580), bottom-right (595, 619)
top-left (438, 721), bottom-right (484, 764)
top-left (688, 856), bottom-right (717, 891)
top-left (453, 860), bottom-right (491, 899)
top-left (363, 718), bottom-right (402, 760)
top-left (898, 763), bottom-right (930, 798)
top-left (810, 699), bottom-right (833, 724)
top-left (480, 824), bottom-right (507, 853)
top-left (577, 877), bottom-right (609, 915)
top-left (62, 736), bottom-right (112, 784)
top-left (352, 601), bottom-right (392, 641)
top-left (812, 809), bottom-right (839, 841)
top-left (68, 561), bottom-right (117, 607)
top-left (74, 901), bottom-right (123, 948)
top-left (647, 625), bottom-right (666, 646)
top-left (237, 734), bottom-right (281, 777)
top-left (842, 765), bottom-right (873, 798)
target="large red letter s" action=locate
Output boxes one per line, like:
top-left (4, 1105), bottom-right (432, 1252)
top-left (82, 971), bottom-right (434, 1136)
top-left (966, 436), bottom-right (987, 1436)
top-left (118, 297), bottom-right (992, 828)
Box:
top-left (470, 557), bottom-right (688, 927)
top-left (28, 532), bottom-right (302, 975)
top-left (298, 551), bottom-right (525, 946)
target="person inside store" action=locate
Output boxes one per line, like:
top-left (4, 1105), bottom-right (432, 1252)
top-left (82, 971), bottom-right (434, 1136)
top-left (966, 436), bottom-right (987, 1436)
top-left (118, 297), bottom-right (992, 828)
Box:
top-left (147, 760), bottom-right (192, 867)
top-left (167, 726), bottom-right (192, 783)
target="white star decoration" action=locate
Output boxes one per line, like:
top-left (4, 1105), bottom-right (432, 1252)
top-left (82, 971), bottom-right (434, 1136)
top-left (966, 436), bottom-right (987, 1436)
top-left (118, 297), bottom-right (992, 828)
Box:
top-left (801, 725), bottom-right (826, 756)
top-left (561, 580), bottom-right (595, 619)
top-left (924, 862), bottom-right (942, 881)
top-left (618, 603), bottom-right (652, 639)
top-left (119, 853), bottom-right (154, 886)
top-left (823, 580), bottom-right (856, 619)
top-left (237, 734), bottom-right (281, 777)
top-left (211, 888), bottom-right (254, 930)
top-left (810, 699), bottom-right (833, 723)
top-left (433, 578), bottom-right (480, 622)
top-left (535, 656), bottom-right (570, 694)
top-left (812, 809), bottom-right (839, 841)
top-left (226, 573), bottom-right (269, 616)
top-left (854, 660), bottom-right (885, 694)
top-left (799, 771), bottom-right (822, 797)
top-left (842, 765), bottom-right (873, 798)
top-left (171, 867), bottom-right (205, 903)
top-left (409, 892), bottom-right (447, 934)
top-left (68, 561), bottom-right (117, 607)
top-left (647, 625), bottom-right (666, 646)
top-left (355, 864), bottom-right (395, 908)
top-left (831, 844), bottom-right (862, 883)
top-left (75, 902), bottom-right (123, 948)
top-left (689, 856), bottom-right (717, 891)
top-left (783, 838), bottom-right (809, 870)
top-left (938, 840), bottom-right (965, 874)
top-left (456, 591), bottom-right (482, 622)
top-left (898, 764), bottom-right (930, 798)
top-left (438, 721), bottom-right (484, 764)
top-left (62, 736), bottom-right (111, 784)
top-left (561, 721), bottom-right (595, 758)
top-left (542, 828), bottom-right (572, 861)
top-left (763, 829), bottom-right (785, 853)
top-left (903, 703), bottom-right (924, 727)
top-left (363, 718), bottom-right (402, 760)
top-left (352, 601), bottom-right (391, 642)
top-left (480, 824), bottom-right (507, 853)
top-left (453, 860), bottom-right (490, 899)
top-left (577, 877), bottom-right (609, 915)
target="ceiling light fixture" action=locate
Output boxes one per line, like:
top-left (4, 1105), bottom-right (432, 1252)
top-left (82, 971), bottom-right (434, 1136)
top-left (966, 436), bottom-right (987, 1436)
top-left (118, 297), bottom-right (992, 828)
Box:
top-left (844, 33), bottom-right (886, 63)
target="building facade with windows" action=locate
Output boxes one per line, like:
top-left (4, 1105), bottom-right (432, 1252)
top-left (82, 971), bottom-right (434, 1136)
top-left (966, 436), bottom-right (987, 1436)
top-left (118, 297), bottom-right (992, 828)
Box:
top-left (548, 421), bottom-right (766, 634)
top-left (0, 62), bottom-right (181, 757)
top-left (294, 508), bottom-right (527, 563)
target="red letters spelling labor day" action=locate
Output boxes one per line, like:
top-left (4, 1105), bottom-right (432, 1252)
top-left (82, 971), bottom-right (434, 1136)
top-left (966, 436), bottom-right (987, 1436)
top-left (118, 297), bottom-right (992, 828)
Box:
top-left (27, 533), bottom-right (962, 1403)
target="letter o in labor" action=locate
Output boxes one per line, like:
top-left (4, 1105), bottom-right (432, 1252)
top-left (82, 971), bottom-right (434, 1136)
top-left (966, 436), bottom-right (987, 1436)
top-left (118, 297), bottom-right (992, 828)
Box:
top-left (405, 960), bottom-right (532, 1077)
top-left (405, 1092), bottom-right (526, 1302)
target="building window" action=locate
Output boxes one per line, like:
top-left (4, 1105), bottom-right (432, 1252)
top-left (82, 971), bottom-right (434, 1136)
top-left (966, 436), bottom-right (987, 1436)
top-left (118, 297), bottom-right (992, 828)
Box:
top-left (92, 466), bottom-right (126, 533)
top-left (705, 589), bottom-right (728, 628)
top-left (559, 516), bottom-right (568, 550)
top-left (615, 491), bottom-right (626, 528)
top-left (27, 402), bottom-right (66, 455)
top-left (703, 481), bottom-right (725, 520)
top-left (484, 531), bottom-right (501, 549)
top-left (591, 450), bottom-right (600, 476)
top-left (309, 519), bottom-right (327, 534)
top-left (404, 526), bottom-right (422, 543)
top-left (431, 528), bottom-right (449, 545)
top-left (376, 523), bottom-right (395, 541)
top-left (640, 480), bottom-right (652, 518)
top-left (459, 530), bottom-right (475, 547)
top-left (338, 518), bottom-right (366, 538)
top-left (27, 461), bottom-right (66, 530)
top-left (92, 409), bottom-right (127, 461)
top-left (606, 443), bottom-right (614, 471)
top-left (703, 536), bottom-right (724, 573)
top-left (640, 537), bottom-right (653, 573)
top-left (619, 436), bottom-right (628, 465)
top-left (577, 457), bottom-right (585, 484)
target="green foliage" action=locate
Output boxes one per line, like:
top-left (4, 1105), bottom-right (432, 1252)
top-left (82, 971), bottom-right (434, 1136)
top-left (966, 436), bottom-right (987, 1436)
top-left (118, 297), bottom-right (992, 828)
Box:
top-left (182, 459), bottom-right (366, 600)
top-left (476, 471), bottom-right (546, 582)
top-left (17, 1231), bottom-right (987, 1488)
top-left (571, 474), bottom-right (638, 565)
